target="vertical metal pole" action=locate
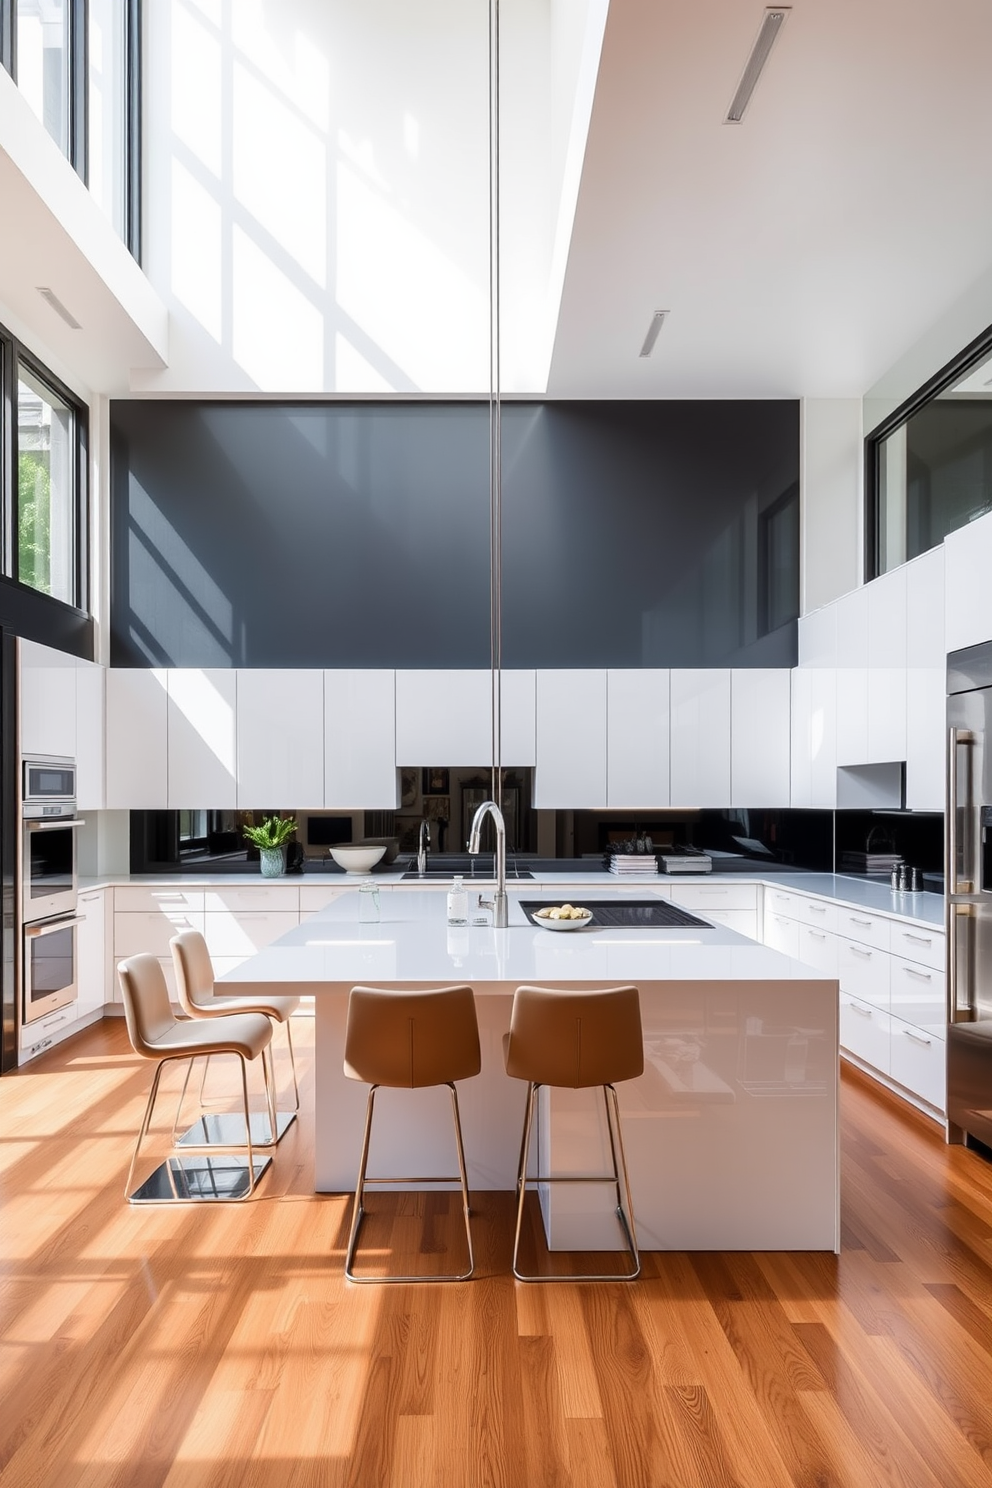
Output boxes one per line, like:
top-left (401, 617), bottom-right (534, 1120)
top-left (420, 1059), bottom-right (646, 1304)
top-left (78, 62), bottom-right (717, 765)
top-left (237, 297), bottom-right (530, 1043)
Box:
top-left (489, 0), bottom-right (502, 816)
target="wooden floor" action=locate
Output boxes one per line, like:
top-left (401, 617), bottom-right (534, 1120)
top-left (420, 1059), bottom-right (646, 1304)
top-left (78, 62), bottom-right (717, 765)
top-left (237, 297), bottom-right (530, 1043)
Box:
top-left (3, 1020), bottom-right (992, 1488)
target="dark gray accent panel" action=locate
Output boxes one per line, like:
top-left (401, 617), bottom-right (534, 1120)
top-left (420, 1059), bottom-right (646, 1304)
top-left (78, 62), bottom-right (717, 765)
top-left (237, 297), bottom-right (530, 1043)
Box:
top-left (110, 399), bottom-right (798, 669)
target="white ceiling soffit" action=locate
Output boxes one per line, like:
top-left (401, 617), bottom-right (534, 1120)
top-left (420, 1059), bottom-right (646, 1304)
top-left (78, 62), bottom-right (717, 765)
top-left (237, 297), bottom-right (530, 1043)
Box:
top-left (0, 69), bottom-right (167, 394)
top-left (546, 0), bottom-right (992, 399)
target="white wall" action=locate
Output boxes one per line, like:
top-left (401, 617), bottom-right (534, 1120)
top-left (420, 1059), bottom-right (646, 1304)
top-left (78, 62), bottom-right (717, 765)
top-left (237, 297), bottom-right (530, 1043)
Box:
top-left (800, 397), bottom-right (861, 613)
top-left (135, 0), bottom-right (567, 397)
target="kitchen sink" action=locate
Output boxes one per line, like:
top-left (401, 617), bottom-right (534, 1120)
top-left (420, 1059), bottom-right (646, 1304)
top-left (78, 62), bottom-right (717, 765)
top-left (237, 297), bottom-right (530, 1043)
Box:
top-left (401, 863), bottom-right (533, 881)
top-left (520, 898), bottom-right (711, 928)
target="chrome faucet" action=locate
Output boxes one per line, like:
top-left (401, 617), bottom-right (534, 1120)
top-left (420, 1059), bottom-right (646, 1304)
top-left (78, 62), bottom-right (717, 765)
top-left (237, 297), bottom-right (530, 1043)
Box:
top-left (467, 799), bottom-right (508, 928)
top-left (417, 818), bottom-right (431, 876)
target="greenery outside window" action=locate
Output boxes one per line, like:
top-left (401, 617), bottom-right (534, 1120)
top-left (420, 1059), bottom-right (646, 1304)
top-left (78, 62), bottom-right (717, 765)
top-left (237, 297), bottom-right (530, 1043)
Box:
top-left (14, 354), bottom-right (86, 609)
top-left (867, 323), bottom-right (992, 578)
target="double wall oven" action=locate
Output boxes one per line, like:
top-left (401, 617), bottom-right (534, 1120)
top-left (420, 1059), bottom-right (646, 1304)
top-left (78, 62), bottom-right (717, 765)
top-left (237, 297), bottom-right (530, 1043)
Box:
top-left (21, 757), bottom-right (84, 1025)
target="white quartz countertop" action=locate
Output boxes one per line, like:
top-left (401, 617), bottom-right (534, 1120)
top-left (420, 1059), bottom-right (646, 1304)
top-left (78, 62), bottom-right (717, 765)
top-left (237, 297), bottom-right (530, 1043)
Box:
top-left (216, 888), bottom-right (836, 991)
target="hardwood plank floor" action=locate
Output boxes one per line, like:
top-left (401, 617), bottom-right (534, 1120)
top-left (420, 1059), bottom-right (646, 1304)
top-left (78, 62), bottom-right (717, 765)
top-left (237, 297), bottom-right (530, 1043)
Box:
top-left (3, 1018), bottom-right (992, 1486)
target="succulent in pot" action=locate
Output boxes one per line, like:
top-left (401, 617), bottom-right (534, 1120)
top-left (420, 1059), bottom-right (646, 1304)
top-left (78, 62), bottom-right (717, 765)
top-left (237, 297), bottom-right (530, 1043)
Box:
top-left (243, 815), bottom-right (299, 877)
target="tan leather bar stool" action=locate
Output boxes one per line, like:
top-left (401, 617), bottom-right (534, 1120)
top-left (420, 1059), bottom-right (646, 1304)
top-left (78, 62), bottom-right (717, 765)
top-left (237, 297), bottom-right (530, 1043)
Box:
top-left (504, 984), bottom-right (644, 1282)
top-left (171, 929), bottom-right (301, 1145)
top-left (343, 983), bottom-right (481, 1283)
top-left (117, 953), bottom-right (276, 1203)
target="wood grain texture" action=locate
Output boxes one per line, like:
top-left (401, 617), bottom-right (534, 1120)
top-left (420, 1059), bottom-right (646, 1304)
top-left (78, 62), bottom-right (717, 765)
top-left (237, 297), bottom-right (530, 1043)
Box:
top-left (3, 1021), bottom-right (992, 1486)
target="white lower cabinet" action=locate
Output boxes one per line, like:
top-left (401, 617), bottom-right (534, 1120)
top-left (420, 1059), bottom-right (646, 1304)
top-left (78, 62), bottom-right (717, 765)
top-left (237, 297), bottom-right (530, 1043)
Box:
top-left (889, 1016), bottom-right (945, 1111)
top-left (764, 909), bottom-right (799, 958)
top-left (77, 889), bottom-right (109, 1018)
top-left (836, 935), bottom-right (889, 1009)
top-left (840, 992), bottom-right (891, 1074)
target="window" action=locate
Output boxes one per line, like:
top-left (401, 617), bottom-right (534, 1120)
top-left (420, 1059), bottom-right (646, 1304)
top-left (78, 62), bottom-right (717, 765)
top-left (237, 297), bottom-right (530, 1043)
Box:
top-left (867, 323), bottom-right (992, 578)
top-left (2, 0), bottom-right (141, 257)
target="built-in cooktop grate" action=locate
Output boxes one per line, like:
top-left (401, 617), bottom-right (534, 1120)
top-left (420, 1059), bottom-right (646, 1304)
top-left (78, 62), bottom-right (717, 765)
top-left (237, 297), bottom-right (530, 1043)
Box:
top-left (520, 899), bottom-right (712, 929)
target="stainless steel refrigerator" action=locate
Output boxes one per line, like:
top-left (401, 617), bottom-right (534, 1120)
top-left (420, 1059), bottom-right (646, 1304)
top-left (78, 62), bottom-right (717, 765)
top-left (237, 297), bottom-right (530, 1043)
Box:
top-left (947, 641), bottom-right (992, 1146)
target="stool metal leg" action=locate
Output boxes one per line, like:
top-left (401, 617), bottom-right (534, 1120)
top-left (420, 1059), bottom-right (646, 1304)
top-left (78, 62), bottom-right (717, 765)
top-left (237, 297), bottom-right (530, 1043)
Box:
top-left (345, 1081), bottom-right (476, 1284)
top-left (511, 1081), bottom-right (640, 1282)
top-left (283, 1017), bottom-right (300, 1113)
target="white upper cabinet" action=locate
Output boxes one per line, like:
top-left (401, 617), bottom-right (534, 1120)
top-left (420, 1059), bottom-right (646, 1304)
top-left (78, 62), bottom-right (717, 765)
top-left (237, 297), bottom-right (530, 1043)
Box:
top-left (797, 602), bottom-right (837, 668)
top-left (395, 670), bottom-right (492, 765)
top-left (105, 669), bottom-right (169, 808)
top-left (945, 510), bottom-right (992, 654)
top-left (19, 639), bottom-right (76, 759)
top-left (809, 668), bottom-right (838, 808)
top-left (731, 670), bottom-right (790, 806)
top-left (669, 670), bottom-right (731, 807)
top-left (499, 670), bottom-right (537, 766)
top-left (236, 670), bottom-right (324, 808)
top-left (534, 670), bottom-right (608, 808)
top-left (866, 568), bottom-right (907, 763)
top-left (835, 585), bottom-right (869, 669)
top-left (790, 669), bottom-right (812, 808)
top-left (75, 659), bottom-right (105, 809)
top-left (325, 670), bottom-right (398, 809)
top-left (905, 547), bottom-right (946, 811)
top-left (906, 546), bottom-right (945, 669)
top-left (835, 668), bottom-right (869, 766)
top-left (606, 670), bottom-right (670, 808)
top-left (167, 669), bottom-right (237, 808)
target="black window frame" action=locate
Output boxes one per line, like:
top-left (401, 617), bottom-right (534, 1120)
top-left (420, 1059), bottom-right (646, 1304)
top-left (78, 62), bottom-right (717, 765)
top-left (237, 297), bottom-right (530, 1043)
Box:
top-left (0, 0), bottom-right (142, 262)
top-left (865, 320), bottom-right (992, 581)
top-left (6, 328), bottom-right (89, 616)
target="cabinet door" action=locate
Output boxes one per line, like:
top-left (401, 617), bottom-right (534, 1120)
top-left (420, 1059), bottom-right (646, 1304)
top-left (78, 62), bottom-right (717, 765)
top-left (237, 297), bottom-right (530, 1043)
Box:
top-left (837, 936), bottom-right (889, 1009)
top-left (945, 510), bottom-right (992, 653)
top-left (840, 993), bottom-right (890, 1073)
top-left (790, 669), bottom-right (812, 808)
top-left (324, 670), bottom-right (398, 809)
top-left (395, 670), bottom-right (491, 765)
top-left (731, 669), bottom-right (790, 807)
top-left (808, 669), bottom-right (837, 809)
top-left (607, 669), bottom-right (669, 807)
top-left (835, 668), bottom-right (868, 766)
top-left (889, 1016), bottom-right (945, 1111)
top-left (534, 670), bottom-right (607, 809)
top-left (237, 669), bottom-right (324, 808)
top-left (105, 669), bottom-right (169, 809)
top-left (906, 665), bottom-right (944, 812)
top-left (669, 670), bottom-right (731, 808)
top-left (76, 888), bottom-right (107, 1018)
top-left (167, 669), bottom-right (237, 808)
top-left (866, 668), bottom-right (907, 766)
top-left (796, 923), bottom-right (838, 974)
top-left (500, 670), bottom-right (537, 766)
top-left (763, 909), bottom-right (799, 958)
top-left (19, 639), bottom-right (76, 758)
top-left (75, 660), bottom-right (105, 810)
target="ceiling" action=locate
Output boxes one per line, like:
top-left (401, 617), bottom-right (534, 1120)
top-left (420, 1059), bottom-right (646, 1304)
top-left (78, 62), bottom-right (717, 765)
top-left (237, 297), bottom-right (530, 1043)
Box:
top-left (547, 0), bottom-right (992, 399)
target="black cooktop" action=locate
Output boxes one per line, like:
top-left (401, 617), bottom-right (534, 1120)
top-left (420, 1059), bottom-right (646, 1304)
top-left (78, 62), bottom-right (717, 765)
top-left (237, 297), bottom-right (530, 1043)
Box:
top-left (520, 899), bottom-right (712, 929)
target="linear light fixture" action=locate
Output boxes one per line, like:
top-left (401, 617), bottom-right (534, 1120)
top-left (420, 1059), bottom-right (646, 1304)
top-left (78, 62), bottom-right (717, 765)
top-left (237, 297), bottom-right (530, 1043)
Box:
top-left (725, 8), bottom-right (790, 124)
top-left (639, 311), bottom-right (669, 358)
top-left (36, 287), bottom-right (82, 329)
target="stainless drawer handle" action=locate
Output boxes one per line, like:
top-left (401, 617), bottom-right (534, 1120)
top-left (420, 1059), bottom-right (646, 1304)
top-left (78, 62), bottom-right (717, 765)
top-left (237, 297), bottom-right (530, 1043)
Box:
top-left (849, 1003), bottom-right (872, 1018)
top-left (850, 916), bottom-right (873, 927)
top-left (901, 1029), bottom-right (932, 1047)
top-left (807, 930), bottom-right (827, 940)
top-left (808, 904), bottom-right (827, 914)
top-left (850, 946), bottom-right (872, 959)
top-left (904, 968), bottom-right (933, 982)
top-left (903, 933), bottom-right (932, 947)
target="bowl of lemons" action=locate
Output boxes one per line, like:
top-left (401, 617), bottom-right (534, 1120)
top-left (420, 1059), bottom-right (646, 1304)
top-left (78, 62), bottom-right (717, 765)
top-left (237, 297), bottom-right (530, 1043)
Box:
top-left (529, 903), bottom-right (594, 932)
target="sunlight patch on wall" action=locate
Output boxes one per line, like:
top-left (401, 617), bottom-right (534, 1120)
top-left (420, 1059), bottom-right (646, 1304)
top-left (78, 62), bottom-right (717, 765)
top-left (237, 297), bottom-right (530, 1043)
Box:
top-left (232, 0), bottom-right (331, 133)
top-left (335, 333), bottom-right (395, 395)
top-left (171, 160), bottom-right (223, 342)
top-left (128, 477), bottom-right (234, 664)
top-left (232, 228), bottom-right (324, 390)
top-left (168, 669), bottom-right (236, 776)
top-left (172, 2), bottom-right (222, 178)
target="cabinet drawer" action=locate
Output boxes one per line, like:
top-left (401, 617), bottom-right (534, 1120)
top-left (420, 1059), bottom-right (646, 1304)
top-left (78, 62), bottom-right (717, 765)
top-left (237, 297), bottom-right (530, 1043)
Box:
top-left (763, 887), bottom-right (799, 919)
top-left (674, 883), bottom-right (756, 911)
top-left (114, 887), bottom-right (204, 914)
top-left (796, 923), bottom-right (838, 974)
top-left (114, 909), bottom-right (204, 958)
top-left (763, 911), bottom-right (799, 958)
top-left (203, 910), bottom-right (299, 959)
top-left (837, 935), bottom-right (889, 1009)
top-left (299, 886), bottom-right (348, 915)
top-left (836, 908), bottom-right (890, 952)
top-left (202, 885), bottom-right (299, 914)
top-left (889, 1014), bottom-right (945, 1111)
top-left (889, 958), bottom-right (946, 1028)
top-left (840, 993), bottom-right (891, 1073)
top-left (798, 897), bottom-right (838, 933)
top-left (889, 923), bottom-right (945, 973)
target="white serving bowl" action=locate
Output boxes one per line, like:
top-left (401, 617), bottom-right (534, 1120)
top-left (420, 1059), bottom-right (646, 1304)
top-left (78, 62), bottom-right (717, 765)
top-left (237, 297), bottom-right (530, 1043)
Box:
top-left (529, 905), bottom-right (594, 932)
top-left (329, 844), bottom-right (386, 875)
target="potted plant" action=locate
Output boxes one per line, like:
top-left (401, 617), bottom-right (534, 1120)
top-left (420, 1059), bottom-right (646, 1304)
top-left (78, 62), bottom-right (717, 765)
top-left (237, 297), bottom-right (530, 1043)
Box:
top-left (243, 815), bottom-right (298, 878)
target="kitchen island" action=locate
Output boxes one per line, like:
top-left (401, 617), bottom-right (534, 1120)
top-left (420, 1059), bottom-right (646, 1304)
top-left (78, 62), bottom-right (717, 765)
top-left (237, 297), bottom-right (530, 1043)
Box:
top-left (219, 887), bottom-right (840, 1251)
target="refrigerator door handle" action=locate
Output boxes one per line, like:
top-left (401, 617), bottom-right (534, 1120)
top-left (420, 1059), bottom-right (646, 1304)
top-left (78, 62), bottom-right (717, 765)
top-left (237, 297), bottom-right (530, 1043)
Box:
top-left (949, 903), bottom-right (975, 1021)
top-left (948, 726), bottom-right (976, 894)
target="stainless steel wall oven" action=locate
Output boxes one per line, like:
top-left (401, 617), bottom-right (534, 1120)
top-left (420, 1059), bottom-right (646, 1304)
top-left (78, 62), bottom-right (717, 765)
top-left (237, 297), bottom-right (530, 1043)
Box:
top-left (21, 757), bottom-right (83, 1025)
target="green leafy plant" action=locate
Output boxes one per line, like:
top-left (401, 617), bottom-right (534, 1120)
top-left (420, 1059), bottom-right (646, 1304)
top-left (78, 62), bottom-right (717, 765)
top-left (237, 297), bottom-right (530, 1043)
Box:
top-left (242, 815), bottom-right (298, 850)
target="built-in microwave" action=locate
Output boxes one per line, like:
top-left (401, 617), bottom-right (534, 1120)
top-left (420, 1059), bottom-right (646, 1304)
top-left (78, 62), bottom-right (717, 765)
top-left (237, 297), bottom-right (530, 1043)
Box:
top-left (21, 756), bottom-right (83, 924)
top-left (23, 756), bottom-right (76, 816)
top-left (22, 914), bottom-right (80, 1024)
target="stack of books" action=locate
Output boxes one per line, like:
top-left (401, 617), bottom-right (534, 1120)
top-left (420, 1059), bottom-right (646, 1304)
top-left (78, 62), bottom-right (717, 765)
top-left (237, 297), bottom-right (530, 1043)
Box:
top-left (839, 851), bottom-right (903, 876)
top-left (608, 853), bottom-right (659, 875)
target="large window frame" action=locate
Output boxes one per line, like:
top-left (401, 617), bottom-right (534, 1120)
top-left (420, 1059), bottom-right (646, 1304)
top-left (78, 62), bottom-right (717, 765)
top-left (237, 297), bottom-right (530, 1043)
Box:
top-left (1, 324), bottom-right (89, 617)
top-left (0, 0), bottom-right (141, 260)
top-left (866, 321), bottom-right (992, 581)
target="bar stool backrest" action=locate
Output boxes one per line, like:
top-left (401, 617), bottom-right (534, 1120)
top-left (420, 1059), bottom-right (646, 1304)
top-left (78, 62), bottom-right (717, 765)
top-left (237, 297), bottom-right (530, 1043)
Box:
top-left (118, 953), bottom-right (180, 1057)
top-left (171, 929), bottom-right (215, 1014)
top-left (344, 984), bottom-right (481, 1088)
top-left (505, 985), bottom-right (644, 1088)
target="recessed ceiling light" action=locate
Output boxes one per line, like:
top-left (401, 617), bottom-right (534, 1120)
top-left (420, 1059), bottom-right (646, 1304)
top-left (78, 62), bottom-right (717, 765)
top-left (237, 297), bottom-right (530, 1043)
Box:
top-left (725, 8), bottom-right (790, 124)
top-left (36, 286), bottom-right (81, 329)
top-left (639, 311), bottom-right (669, 358)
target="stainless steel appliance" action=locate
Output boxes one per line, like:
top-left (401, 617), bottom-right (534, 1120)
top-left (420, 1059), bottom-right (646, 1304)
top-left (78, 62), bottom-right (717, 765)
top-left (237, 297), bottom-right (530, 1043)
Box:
top-left (20, 756), bottom-right (83, 1025)
top-left (946, 644), bottom-right (992, 1145)
top-left (22, 756), bottom-right (82, 924)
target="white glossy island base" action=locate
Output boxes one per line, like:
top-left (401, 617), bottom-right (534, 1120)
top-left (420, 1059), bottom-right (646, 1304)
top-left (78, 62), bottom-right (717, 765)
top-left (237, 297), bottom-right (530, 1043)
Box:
top-left (219, 890), bottom-right (840, 1252)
